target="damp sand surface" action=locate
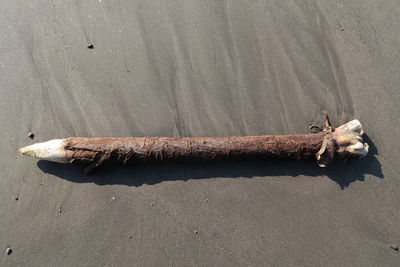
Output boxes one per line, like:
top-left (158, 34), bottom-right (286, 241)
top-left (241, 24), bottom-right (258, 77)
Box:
top-left (1, 1), bottom-right (399, 266)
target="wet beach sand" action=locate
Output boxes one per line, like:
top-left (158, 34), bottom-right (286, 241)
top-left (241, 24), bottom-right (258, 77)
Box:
top-left (1, 1), bottom-right (399, 266)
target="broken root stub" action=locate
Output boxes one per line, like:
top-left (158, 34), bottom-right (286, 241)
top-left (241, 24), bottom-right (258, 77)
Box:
top-left (317, 119), bottom-right (368, 167)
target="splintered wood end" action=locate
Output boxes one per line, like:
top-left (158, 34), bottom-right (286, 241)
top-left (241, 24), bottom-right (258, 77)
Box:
top-left (316, 119), bottom-right (368, 167)
top-left (332, 119), bottom-right (369, 159)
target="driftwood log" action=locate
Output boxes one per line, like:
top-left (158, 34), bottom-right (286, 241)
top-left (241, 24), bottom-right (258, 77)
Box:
top-left (19, 117), bottom-right (368, 174)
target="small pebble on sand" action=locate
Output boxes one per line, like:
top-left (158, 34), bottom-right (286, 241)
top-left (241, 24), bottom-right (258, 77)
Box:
top-left (15, 196), bottom-right (19, 201)
top-left (58, 209), bottom-right (62, 213)
top-left (194, 230), bottom-right (198, 234)
top-left (28, 132), bottom-right (34, 139)
top-left (87, 44), bottom-right (94, 49)
top-left (6, 248), bottom-right (12, 255)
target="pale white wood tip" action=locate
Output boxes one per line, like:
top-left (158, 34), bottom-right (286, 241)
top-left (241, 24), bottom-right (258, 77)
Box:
top-left (19, 139), bottom-right (69, 163)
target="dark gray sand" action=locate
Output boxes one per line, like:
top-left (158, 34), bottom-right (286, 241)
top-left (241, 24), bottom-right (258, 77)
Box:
top-left (1, 0), bottom-right (399, 266)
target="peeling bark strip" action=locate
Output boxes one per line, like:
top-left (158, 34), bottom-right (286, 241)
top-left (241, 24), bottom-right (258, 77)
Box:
top-left (19, 118), bottom-right (369, 174)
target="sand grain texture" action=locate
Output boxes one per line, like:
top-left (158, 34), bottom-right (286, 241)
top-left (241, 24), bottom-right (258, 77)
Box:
top-left (1, 0), bottom-right (399, 266)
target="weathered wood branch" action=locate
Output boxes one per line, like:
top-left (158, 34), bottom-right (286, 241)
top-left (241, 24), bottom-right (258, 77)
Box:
top-left (19, 119), bottom-right (368, 174)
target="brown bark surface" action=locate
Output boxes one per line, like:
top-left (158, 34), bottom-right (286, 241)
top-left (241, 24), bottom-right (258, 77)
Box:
top-left (64, 132), bottom-right (331, 174)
